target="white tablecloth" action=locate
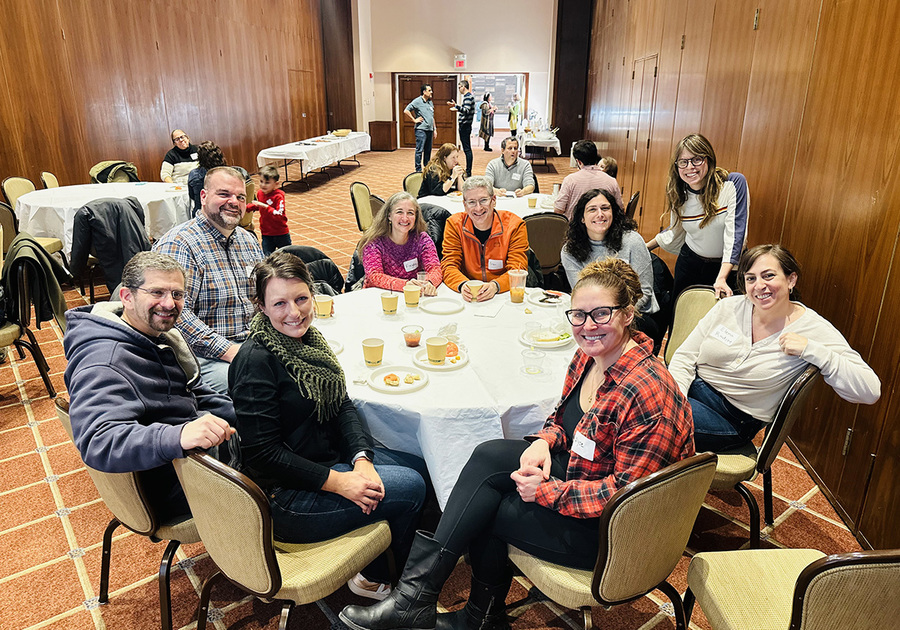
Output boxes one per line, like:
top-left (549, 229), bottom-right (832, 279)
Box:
top-left (256, 132), bottom-right (371, 174)
top-left (320, 286), bottom-right (574, 507)
top-left (15, 183), bottom-right (191, 256)
top-left (519, 133), bottom-right (562, 156)
top-left (419, 194), bottom-right (557, 218)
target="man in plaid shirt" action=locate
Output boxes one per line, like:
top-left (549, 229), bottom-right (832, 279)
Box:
top-left (154, 167), bottom-right (263, 393)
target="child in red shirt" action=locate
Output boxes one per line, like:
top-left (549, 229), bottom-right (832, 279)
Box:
top-left (249, 165), bottom-right (291, 255)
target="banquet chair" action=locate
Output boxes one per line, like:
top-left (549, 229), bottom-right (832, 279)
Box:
top-left (370, 192), bottom-right (385, 218)
top-left (625, 191), bottom-right (640, 220)
top-left (710, 365), bottom-right (820, 548)
top-left (54, 397), bottom-right (199, 630)
top-left (280, 245), bottom-right (344, 294)
top-left (523, 212), bottom-right (568, 276)
top-left (0, 201), bottom-right (66, 261)
top-left (2, 176), bottom-right (35, 210)
top-left (403, 171), bottom-right (423, 197)
top-left (173, 451), bottom-right (392, 630)
top-left (664, 285), bottom-right (717, 365)
top-left (684, 548), bottom-right (900, 630)
top-left (350, 181), bottom-right (380, 231)
top-left (41, 171), bottom-right (60, 188)
top-left (508, 453), bottom-right (717, 630)
top-left (240, 179), bottom-right (257, 234)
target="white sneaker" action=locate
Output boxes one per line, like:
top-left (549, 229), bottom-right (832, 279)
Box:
top-left (347, 572), bottom-right (391, 600)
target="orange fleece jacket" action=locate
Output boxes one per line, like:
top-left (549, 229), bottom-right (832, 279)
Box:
top-left (440, 210), bottom-right (529, 292)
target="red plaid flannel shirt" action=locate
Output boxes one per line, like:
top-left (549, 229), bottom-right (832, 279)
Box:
top-left (530, 333), bottom-right (695, 518)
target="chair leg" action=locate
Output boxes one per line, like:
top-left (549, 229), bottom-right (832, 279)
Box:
top-left (581, 606), bottom-right (592, 630)
top-left (20, 327), bottom-right (56, 397)
top-left (657, 581), bottom-right (687, 630)
top-left (158, 539), bottom-right (181, 630)
top-left (763, 470), bottom-right (775, 525)
top-left (736, 482), bottom-right (761, 548)
top-left (99, 518), bottom-right (122, 604)
top-left (196, 571), bottom-right (223, 630)
top-left (278, 601), bottom-right (294, 630)
top-left (683, 587), bottom-right (696, 624)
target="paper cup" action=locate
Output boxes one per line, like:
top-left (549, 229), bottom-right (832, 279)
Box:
top-left (425, 336), bottom-right (448, 365)
top-left (381, 292), bottom-right (398, 315)
top-left (314, 295), bottom-right (333, 318)
top-left (362, 338), bottom-right (384, 367)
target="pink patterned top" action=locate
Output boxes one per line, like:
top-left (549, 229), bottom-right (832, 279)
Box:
top-left (362, 232), bottom-right (443, 291)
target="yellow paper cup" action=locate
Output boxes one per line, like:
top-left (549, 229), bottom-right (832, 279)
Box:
top-left (425, 336), bottom-right (448, 365)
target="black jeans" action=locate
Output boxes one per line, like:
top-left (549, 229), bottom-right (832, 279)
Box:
top-left (433, 439), bottom-right (600, 584)
top-left (459, 123), bottom-right (473, 176)
top-left (672, 243), bottom-right (725, 303)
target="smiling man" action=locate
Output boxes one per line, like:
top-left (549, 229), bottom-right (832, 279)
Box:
top-left (154, 166), bottom-right (264, 393)
top-left (441, 176), bottom-right (529, 301)
top-left (64, 251), bottom-right (236, 520)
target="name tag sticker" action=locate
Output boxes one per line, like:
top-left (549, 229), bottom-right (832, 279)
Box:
top-left (190, 153), bottom-right (198, 160)
top-left (245, 265), bottom-right (255, 277)
top-left (572, 431), bottom-right (595, 461)
top-left (711, 324), bottom-right (738, 346)
top-left (487, 258), bottom-right (503, 270)
top-left (512, 173), bottom-right (522, 181)
top-left (403, 258), bottom-right (418, 272)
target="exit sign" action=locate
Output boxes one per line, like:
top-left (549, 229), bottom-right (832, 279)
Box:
top-left (454, 54), bottom-right (466, 70)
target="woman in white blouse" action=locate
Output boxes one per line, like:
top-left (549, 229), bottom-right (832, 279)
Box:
top-left (668, 244), bottom-right (880, 452)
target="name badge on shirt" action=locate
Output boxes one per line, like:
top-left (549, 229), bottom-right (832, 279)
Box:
top-left (245, 265), bottom-right (255, 278)
top-left (403, 258), bottom-right (418, 272)
top-left (190, 152), bottom-right (198, 160)
top-left (512, 173), bottom-right (522, 181)
top-left (487, 258), bottom-right (503, 270)
top-left (711, 324), bottom-right (738, 346)
top-left (572, 430), bottom-right (595, 461)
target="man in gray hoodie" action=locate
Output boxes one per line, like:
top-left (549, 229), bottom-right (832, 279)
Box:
top-left (63, 251), bottom-right (236, 519)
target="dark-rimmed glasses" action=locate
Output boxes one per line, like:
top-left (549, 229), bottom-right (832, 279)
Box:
top-left (564, 306), bottom-right (623, 326)
top-left (133, 287), bottom-right (186, 301)
top-left (675, 156), bottom-right (706, 169)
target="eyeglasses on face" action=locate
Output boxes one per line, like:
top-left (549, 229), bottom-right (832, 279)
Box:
top-left (464, 197), bottom-right (492, 209)
top-left (173, 135), bottom-right (188, 142)
top-left (675, 156), bottom-right (706, 169)
top-left (564, 305), bottom-right (623, 326)
top-left (133, 287), bottom-right (186, 301)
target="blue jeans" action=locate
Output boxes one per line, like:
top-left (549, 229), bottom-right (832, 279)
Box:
top-left (414, 128), bottom-right (433, 172)
top-left (689, 378), bottom-right (765, 452)
top-left (269, 448), bottom-right (426, 582)
top-left (197, 356), bottom-right (231, 395)
top-left (262, 233), bottom-right (292, 256)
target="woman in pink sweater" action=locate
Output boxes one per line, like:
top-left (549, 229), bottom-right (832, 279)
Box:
top-left (359, 192), bottom-right (442, 294)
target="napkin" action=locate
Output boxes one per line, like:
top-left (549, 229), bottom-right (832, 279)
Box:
top-left (470, 300), bottom-right (505, 318)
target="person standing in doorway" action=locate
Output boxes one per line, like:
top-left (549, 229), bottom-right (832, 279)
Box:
top-left (479, 93), bottom-right (496, 152)
top-left (404, 84), bottom-right (436, 173)
top-left (508, 93), bottom-right (521, 137)
top-left (448, 79), bottom-right (476, 177)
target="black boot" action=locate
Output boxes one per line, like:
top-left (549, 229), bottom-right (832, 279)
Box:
top-left (434, 573), bottom-right (512, 630)
top-left (340, 531), bottom-right (459, 630)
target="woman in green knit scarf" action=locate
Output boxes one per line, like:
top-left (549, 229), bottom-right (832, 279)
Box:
top-left (228, 251), bottom-right (426, 601)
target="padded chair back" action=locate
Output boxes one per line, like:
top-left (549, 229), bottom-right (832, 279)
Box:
top-left (55, 398), bottom-right (156, 535)
top-left (2, 176), bottom-right (35, 210)
top-left (370, 193), bottom-right (385, 219)
top-left (41, 172), bottom-right (60, 189)
top-left (523, 212), bottom-right (569, 274)
top-left (240, 180), bottom-right (257, 229)
top-left (625, 191), bottom-right (640, 220)
top-left (757, 365), bottom-right (820, 475)
top-left (791, 550), bottom-right (900, 630)
top-left (403, 172), bottom-right (423, 197)
top-left (280, 245), bottom-right (344, 294)
top-left (174, 452), bottom-right (281, 597)
top-left (594, 452), bottom-right (717, 604)
top-left (0, 201), bottom-right (15, 252)
top-left (665, 285), bottom-right (717, 364)
top-left (350, 181), bottom-right (374, 231)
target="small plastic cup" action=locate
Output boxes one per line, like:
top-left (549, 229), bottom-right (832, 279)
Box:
top-left (527, 196), bottom-right (538, 208)
top-left (404, 283), bottom-right (421, 308)
top-left (362, 338), bottom-right (384, 367)
top-left (465, 280), bottom-right (484, 300)
top-left (425, 336), bottom-right (448, 365)
top-left (521, 349), bottom-right (546, 375)
top-left (381, 292), bottom-right (398, 315)
top-left (509, 269), bottom-right (527, 303)
top-left (402, 325), bottom-right (423, 348)
top-left (314, 295), bottom-right (333, 318)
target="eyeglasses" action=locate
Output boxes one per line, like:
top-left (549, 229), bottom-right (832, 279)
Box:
top-left (133, 287), bottom-right (186, 301)
top-left (464, 197), bottom-right (493, 209)
top-left (675, 156), bottom-right (706, 169)
top-left (173, 135), bottom-right (188, 142)
top-left (564, 305), bottom-right (623, 326)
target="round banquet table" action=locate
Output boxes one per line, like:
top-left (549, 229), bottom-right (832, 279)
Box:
top-left (15, 182), bottom-right (191, 256)
top-left (319, 285), bottom-right (576, 507)
top-left (419, 193), bottom-right (557, 218)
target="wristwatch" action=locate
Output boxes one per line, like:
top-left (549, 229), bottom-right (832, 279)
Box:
top-left (351, 450), bottom-right (373, 464)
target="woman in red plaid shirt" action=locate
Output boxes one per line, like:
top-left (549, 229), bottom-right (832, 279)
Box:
top-left (341, 258), bottom-right (695, 630)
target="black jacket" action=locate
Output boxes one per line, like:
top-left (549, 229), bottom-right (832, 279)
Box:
top-left (70, 197), bottom-right (151, 291)
top-left (1, 233), bottom-right (72, 330)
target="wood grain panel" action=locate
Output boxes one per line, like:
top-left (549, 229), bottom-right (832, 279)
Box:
top-left (552, 0), bottom-right (595, 149)
top-left (671, 0), bottom-right (715, 142)
top-left (320, 0), bottom-right (357, 131)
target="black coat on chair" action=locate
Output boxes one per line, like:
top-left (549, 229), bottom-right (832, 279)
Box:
top-left (279, 245), bottom-right (344, 296)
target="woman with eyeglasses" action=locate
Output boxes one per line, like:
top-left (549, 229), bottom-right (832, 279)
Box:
top-left (418, 143), bottom-right (466, 198)
top-left (340, 257), bottom-right (694, 630)
top-left (646, 133), bottom-right (749, 300)
top-left (668, 244), bottom-right (880, 453)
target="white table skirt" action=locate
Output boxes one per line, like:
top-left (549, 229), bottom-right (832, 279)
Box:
top-left (256, 131), bottom-right (371, 174)
top-left (15, 182), bottom-right (191, 256)
top-left (320, 286), bottom-right (574, 507)
top-left (519, 133), bottom-right (562, 155)
top-left (419, 193), bottom-right (557, 218)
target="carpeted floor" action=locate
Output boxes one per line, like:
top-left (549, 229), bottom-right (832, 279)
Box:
top-left (0, 144), bottom-right (861, 630)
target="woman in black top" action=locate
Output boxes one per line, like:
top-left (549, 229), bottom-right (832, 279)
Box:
top-left (229, 251), bottom-right (426, 600)
top-left (418, 143), bottom-right (466, 198)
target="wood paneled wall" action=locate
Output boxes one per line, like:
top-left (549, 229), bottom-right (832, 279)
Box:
top-left (0, 0), bottom-right (327, 187)
top-left (584, 0), bottom-right (900, 549)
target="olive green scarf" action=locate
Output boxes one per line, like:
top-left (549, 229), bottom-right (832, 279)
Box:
top-left (248, 312), bottom-right (346, 423)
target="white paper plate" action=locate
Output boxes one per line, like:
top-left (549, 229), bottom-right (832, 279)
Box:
top-left (326, 339), bottom-right (343, 355)
top-left (518, 328), bottom-right (574, 349)
top-left (413, 348), bottom-right (468, 371)
top-left (539, 199), bottom-right (554, 209)
top-left (527, 290), bottom-right (569, 308)
top-left (447, 191), bottom-right (464, 202)
top-left (367, 365), bottom-right (429, 394)
top-left (419, 296), bottom-right (465, 315)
